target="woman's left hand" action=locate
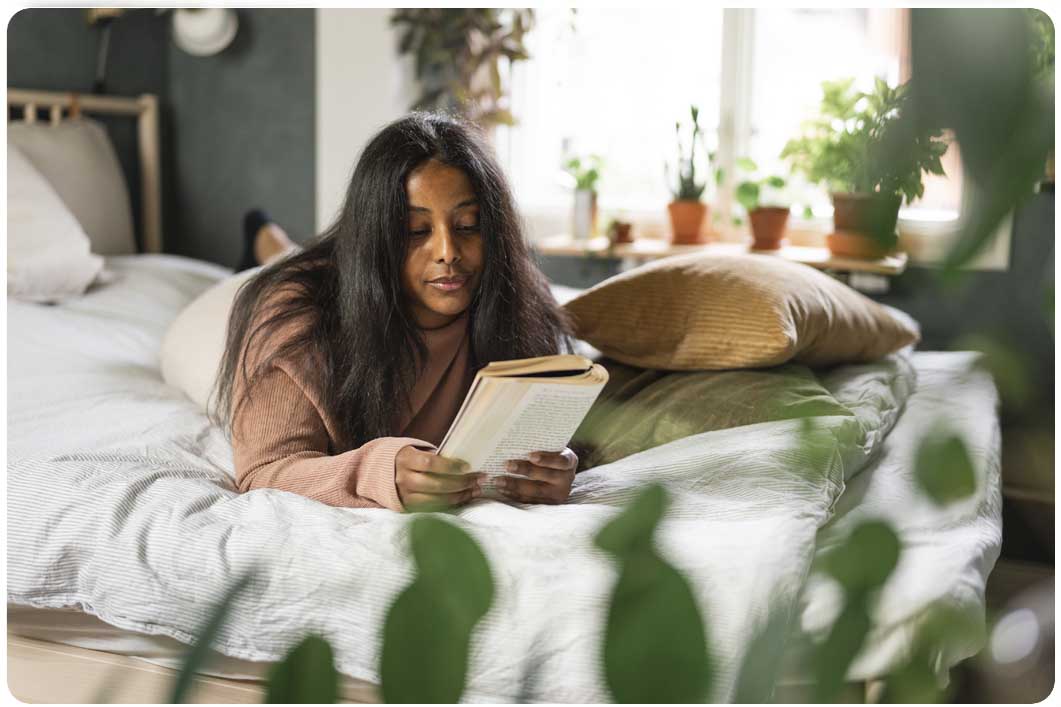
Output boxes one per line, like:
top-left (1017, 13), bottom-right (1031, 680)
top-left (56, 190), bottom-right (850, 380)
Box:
top-left (497, 448), bottom-right (578, 505)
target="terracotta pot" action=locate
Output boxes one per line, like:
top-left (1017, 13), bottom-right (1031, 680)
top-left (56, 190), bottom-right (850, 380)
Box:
top-left (828, 192), bottom-right (900, 257)
top-left (609, 221), bottom-right (634, 244)
top-left (668, 200), bottom-right (709, 244)
top-left (748, 207), bottom-right (790, 250)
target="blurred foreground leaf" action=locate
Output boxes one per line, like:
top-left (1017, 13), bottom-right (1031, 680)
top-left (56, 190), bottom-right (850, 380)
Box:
top-left (813, 520), bottom-right (901, 702)
top-left (266, 634), bottom-right (339, 703)
top-left (915, 428), bottom-right (977, 506)
top-left (170, 572), bottom-right (253, 703)
top-left (822, 520), bottom-right (901, 594)
top-left (813, 598), bottom-right (872, 703)
top-left (380, 516), bottom-right (493, 703)
top-left (881, 603), bottom-right (982, 702)
top-left (910, 9), bottom-right (1054, 275)
top-left (596, 484), bottom-right (711, 703)
top-left (954, 333), bottom-right (1034, 412)
top-left (733, 604), bottom-right (794, 703)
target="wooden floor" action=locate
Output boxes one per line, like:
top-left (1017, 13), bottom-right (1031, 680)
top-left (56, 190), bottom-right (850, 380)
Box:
top-left (7, 634), bottom-right (379, 703)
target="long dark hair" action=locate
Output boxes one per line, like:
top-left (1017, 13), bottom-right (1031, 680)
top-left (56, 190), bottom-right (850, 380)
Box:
top-left (212, 112), bottom-right (574, 451)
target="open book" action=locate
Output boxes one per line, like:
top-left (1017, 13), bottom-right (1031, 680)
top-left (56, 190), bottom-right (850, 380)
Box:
top-left (437, 354), bottom-right (609, 490)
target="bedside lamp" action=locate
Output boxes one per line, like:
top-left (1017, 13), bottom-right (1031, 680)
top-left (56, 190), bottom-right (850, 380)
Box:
top-left (85, 8), bottom-right (240, 92)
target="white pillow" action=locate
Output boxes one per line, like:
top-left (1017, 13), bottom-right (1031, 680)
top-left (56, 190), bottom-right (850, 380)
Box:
top-left (161, 267), bottom-right (259, 417)
top-left (7, 144), bottom-right (105, 303)
top-left (8, 118), bottom-right (136, 255)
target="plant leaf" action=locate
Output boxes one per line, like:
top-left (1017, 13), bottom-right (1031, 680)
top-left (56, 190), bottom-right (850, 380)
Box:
top-left (914, 429), bottom-right (977, 505)
top-left (380, 516), bottom-right (493, 703)
top-left (822, 520), bottom-right (901, 594)
top-left (265, 635), bottom-right (339, 704)
top-left (736, 157), bottom-right (758, 172)
top-left (812, 596), bottom-right (872, 703)
top-left (596, 485), bottom-right (711, 703)
top-left (170, 573), bottom-right (253, 703)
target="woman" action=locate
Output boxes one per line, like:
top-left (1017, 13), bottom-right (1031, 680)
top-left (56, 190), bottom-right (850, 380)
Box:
top-left (211, 112), bottom-right (579, 513)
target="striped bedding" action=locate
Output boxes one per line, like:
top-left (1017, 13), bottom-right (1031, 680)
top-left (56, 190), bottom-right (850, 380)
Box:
top-left (7, 254), bottom-right (987, 701)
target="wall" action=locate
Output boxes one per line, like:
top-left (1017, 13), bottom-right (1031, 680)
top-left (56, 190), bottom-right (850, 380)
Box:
top-left (166, 9), bottom-right (315, 266)
top-left (7, 8), bottom-right (168, 252)
top-left (315, 9), bottom-right (416, 231)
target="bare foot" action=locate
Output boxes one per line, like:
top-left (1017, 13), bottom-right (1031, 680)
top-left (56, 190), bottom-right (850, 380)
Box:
top-left (253, 223), bottom-right (297, 265)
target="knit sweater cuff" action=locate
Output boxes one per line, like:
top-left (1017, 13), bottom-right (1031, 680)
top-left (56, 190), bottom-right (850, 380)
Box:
top-left (355, 436), bottom-right (437, 512)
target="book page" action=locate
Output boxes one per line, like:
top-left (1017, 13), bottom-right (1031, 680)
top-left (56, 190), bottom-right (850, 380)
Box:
top-left (472, 381), bottom-right (604, 493)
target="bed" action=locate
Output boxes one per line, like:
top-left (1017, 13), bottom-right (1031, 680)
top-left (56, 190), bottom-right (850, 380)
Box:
top-left (6, 91), bottom-right (1003, 703)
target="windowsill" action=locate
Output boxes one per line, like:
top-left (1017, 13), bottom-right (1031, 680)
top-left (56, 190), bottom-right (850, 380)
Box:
top-left (520, 204), bottom-right (1012, 272)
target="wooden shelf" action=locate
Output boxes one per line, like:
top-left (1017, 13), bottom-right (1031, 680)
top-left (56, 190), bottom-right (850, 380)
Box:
top-left (534, 235), bottom-right (909, 276)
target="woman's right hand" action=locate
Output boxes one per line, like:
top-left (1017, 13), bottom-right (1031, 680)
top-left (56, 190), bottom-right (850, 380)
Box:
top-left (395, 445), bottom-right (483, 512)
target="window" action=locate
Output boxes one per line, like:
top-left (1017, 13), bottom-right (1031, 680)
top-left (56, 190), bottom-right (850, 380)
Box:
top-left (503, 8), bottom-right (966, 248)
top-left (499, 7), bottom-right (724, 224)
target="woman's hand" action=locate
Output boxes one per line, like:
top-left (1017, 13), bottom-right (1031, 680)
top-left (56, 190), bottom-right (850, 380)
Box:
top-left (396, 445), bottom-right (482, 512)
top-left (497, 448), bottom-right (578, 505)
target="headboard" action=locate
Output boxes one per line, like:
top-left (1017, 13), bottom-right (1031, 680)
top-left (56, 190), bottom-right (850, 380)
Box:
top-left (6, 88), bottom-right (162, 254)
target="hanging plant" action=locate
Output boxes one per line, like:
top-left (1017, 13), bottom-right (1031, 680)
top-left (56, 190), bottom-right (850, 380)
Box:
top-left (391, 8), bottom-right (535, 128)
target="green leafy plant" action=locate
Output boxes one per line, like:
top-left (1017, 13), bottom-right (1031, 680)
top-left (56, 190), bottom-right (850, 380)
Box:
top-left (666, 105), bottom-right (720, 202)
top-left (390, 9), bottom-right (535, 128)
top-left (781, 77), bottom-right (949, 204)
top-left (563, 154), bottom-right (603, 192)
top-left (734, 157), bottom-right (788, 212)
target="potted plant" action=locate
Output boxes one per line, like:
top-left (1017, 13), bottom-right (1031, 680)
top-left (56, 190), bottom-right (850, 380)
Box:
top-left (734, 158), bottom-right (789, 251)
top-left (666, 105), bottom-right (719, 245)
top-left (605, 217), bottom-right (634, 245)
top-left (391, 9), bottom-right (535, 131)
top-left (564, 154), bottom-right (603, 241)
top-left (781, 77), bottom-right (949, 258)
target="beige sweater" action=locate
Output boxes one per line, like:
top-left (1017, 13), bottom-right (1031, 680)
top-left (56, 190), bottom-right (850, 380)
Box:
top-left (230, 300), bottom-right (475, 512)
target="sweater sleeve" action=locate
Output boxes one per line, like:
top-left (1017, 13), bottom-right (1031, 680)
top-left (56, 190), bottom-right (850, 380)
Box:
top-left (230, 361), bottom-right (435, 512)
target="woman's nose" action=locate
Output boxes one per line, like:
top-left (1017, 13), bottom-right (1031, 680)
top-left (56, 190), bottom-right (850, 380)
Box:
top-left (430, 226), bottom-right (460, 264)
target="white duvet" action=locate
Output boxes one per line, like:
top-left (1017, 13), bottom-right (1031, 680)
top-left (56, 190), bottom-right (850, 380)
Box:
top-left (6, 255), bottom-right (997, 702)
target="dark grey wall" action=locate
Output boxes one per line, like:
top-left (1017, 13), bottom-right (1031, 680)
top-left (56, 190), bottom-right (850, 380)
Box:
top-left (7, 8), bottom-right (316, 266)
top-left (165, 9), bottom-right (315, 266)
top-left (880, 191), bottom-right (1055, 423)
top-left (7, 8), bottom-right (168, 252)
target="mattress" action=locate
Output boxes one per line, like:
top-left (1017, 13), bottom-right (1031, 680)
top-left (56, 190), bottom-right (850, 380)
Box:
top-left (6, 254), bottom-right (1001, 701)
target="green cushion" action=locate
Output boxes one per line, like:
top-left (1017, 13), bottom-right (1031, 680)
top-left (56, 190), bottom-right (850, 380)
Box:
top-left (572, 358), bottom-right (853, 470)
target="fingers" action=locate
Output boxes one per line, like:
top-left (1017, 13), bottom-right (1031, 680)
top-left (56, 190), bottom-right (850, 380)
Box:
top-left (505, 459), bottom-right (571, 482)
top-left (524, 449), bottom-right (578, 471)
top-left (495, 476), bottom-right (567, 505)
top-left (403, 448), bottom-right (469, 476)
top-left (398, 468), bottom-right (481, 495)
top-left (402, 487), bottom-right (479, 513)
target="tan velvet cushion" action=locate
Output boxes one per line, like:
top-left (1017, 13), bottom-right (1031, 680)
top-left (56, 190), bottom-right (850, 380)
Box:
top-left (563, 253), bottom-right (919, 370)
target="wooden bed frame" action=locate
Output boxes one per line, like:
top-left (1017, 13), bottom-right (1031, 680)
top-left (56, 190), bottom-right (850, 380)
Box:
top-left (7, 88), bottom-right (163, 254)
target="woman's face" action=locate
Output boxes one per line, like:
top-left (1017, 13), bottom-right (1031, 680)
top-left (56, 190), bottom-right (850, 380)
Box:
top-left (401, 159), bottom-right (485, 329)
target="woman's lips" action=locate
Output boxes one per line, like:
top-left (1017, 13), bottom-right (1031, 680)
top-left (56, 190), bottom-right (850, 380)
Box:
top-left (427, 276), bottom-right (468, 292)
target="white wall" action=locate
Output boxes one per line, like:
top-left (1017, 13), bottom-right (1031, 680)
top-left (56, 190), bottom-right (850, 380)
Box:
top-left (315, 9), bottom-right (415, 231)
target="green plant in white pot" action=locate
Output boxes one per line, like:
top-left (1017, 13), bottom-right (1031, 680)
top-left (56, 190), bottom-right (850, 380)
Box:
top-left (781, 77), bottom-right (949, 258)
top-left (564, 154), bottom-right (603, 241)
top-left (734, 158), bottom-right (790, 251)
